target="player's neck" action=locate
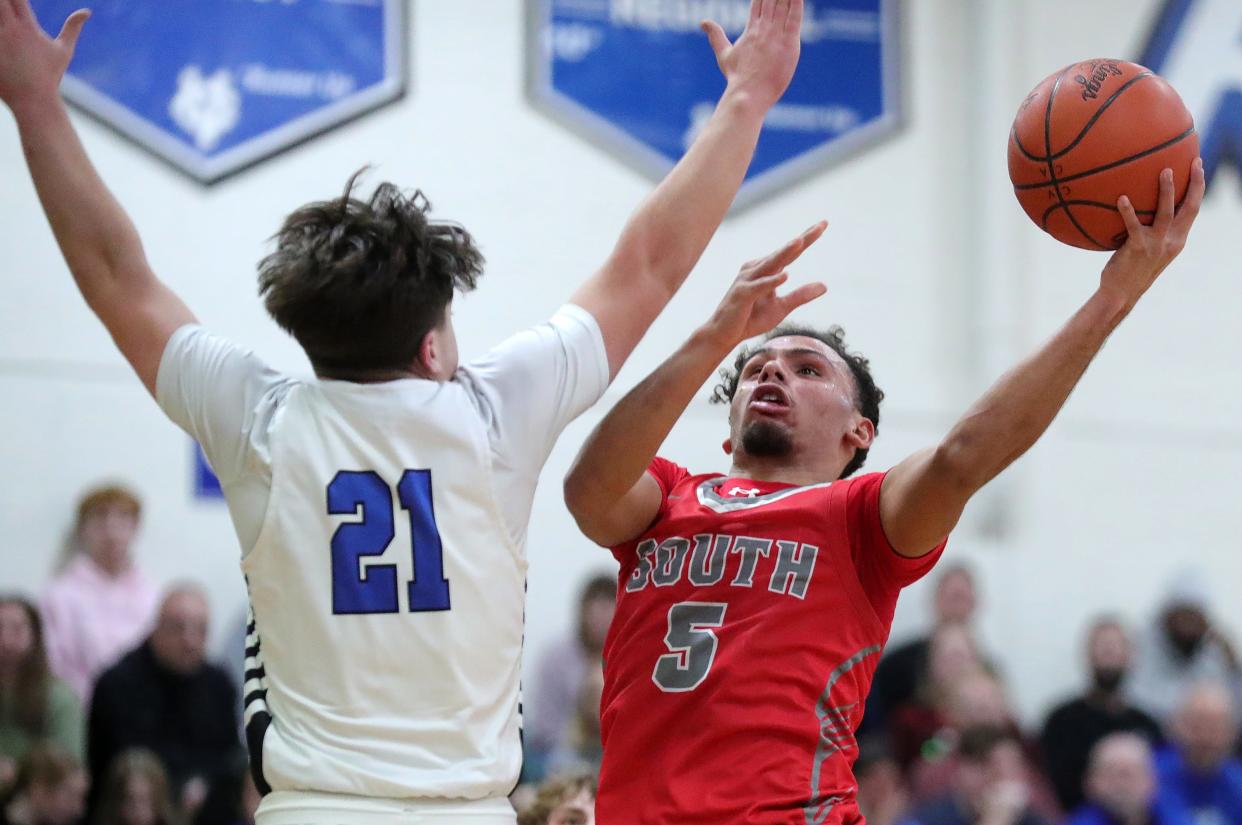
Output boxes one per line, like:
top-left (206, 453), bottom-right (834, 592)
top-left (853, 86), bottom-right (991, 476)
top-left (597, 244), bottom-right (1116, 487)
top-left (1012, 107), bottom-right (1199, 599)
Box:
top-left (726, 456), bottom-right (835, 488)
top-left (314, 365), bottom-right (432, 383)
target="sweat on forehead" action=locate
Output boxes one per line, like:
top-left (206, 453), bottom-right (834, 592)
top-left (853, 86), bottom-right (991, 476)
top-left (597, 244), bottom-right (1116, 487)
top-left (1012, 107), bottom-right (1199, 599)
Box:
top-left (748, 335), bottom-right (839, 362)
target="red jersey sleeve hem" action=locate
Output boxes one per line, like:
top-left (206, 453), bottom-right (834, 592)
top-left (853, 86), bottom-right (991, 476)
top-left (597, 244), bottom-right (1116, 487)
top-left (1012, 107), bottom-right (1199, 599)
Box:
top-left (850, 471), bottom-right (947, 588)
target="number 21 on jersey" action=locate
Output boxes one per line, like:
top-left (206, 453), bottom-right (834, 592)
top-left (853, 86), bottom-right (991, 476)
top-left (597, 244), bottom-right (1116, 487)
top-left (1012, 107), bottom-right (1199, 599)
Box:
top-left (326, 470), bottom-right (451, 615)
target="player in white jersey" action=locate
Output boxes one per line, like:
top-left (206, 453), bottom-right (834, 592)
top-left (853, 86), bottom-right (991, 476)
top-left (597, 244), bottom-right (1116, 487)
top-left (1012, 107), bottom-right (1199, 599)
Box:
top-left (0, 0), bottom-right (807, 821)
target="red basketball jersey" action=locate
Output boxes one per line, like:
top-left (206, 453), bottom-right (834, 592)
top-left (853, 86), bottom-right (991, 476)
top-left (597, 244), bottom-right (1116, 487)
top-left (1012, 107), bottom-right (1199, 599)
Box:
top-left (597, 458), bottom-right (947, 824)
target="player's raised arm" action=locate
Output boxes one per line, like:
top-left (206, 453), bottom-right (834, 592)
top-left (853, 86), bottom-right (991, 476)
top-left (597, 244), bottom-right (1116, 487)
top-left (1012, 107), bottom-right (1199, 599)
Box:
top-left (565, 223), bottom-right (827, 547)
top-left (569, 0), bottom-right (804, 380)
top-left (879, 161), bottom-right (1206, 558)
top-left (0, 2), bottom-right (195, 396)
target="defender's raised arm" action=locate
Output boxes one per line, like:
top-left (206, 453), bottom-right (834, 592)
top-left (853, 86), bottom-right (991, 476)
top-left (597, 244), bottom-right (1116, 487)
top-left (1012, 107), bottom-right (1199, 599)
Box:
top-left (570, 0), bottom-right (805, 379)
top-left (0, 2), bottom-right (195, 395)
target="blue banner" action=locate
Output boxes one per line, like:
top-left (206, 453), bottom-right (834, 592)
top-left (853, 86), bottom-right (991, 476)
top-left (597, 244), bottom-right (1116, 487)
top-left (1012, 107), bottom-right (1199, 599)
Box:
top-left (527, 0), bottom-right (902, 208)
top-left (33, 0), bottom-right (405, 183)
top-left (1140, 0), bottom-right (1242, 190)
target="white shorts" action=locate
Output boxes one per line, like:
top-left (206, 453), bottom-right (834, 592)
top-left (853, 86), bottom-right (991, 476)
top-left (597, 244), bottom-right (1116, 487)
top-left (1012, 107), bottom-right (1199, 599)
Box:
top-left (256, 791), bottom-right (517, 825)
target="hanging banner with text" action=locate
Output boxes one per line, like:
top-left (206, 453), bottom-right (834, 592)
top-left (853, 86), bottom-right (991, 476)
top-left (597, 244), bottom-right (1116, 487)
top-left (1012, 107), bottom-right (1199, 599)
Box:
top-left (33, 0), bottom-right (406, 183)
top-left (527, 0), bottom-right (903, 209)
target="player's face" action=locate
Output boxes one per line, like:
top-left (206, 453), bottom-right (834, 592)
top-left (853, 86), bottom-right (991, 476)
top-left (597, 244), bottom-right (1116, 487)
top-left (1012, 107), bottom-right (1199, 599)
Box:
top-left (727, 336), bottom-right (864, 469)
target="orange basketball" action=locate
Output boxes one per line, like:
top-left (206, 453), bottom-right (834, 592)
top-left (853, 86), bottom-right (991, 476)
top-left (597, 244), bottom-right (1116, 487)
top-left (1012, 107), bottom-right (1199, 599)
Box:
top-left (1008, 59), bottom-right (1198, 251)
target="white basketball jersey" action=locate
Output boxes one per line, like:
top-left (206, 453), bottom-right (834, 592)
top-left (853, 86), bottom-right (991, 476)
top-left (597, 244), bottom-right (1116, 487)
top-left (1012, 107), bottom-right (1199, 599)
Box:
top-left (156, 307), bottom-right (608, 804)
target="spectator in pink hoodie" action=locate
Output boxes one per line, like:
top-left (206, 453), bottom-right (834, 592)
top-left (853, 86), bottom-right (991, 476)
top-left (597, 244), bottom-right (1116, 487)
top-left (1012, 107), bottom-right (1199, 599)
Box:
top-left (40, 485), bottom-right (159, 702)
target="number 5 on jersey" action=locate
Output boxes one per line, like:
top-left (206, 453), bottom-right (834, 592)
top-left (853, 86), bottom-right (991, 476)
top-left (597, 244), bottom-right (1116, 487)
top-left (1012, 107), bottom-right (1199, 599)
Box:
top-left (327, 470), bottom-right (451, 614)
top-left (652, 602), bottom-right (727, 692)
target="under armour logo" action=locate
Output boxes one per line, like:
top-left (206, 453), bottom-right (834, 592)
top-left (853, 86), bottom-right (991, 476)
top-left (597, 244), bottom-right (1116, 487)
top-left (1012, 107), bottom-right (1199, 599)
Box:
top-left (728, 487), bottom-right (761, 498)
top-left (169, 65), bottom-right (242, 152)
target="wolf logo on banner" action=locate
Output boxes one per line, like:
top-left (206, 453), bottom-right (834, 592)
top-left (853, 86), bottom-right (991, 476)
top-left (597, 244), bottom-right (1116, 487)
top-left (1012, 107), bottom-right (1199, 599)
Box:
top-left (30, 0), bottom-right (405, 183)
top-left (1141, 0), bottom-right (1242, 187)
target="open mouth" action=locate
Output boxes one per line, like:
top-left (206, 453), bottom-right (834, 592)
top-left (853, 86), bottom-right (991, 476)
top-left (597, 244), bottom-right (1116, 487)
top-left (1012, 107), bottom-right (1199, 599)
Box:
top-left (748, 383), bottom-right (791, 415)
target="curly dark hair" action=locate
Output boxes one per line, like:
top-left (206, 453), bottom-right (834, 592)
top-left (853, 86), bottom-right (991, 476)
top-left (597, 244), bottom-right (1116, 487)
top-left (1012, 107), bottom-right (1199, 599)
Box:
top-left (710, 324), bottom-right (883, 479)
top-left (258, 169), bottom-right (484, 376)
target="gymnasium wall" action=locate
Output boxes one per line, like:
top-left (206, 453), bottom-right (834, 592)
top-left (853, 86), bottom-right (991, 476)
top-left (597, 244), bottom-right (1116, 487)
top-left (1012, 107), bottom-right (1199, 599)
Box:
top-left (1, 0), bottom-right (1238, 723)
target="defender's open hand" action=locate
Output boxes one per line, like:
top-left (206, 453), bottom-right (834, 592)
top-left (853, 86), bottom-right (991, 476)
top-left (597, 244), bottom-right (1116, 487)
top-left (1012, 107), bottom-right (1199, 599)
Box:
top-left (702, 0), bottom-right (803, 109)
top-left (0, 0), bottom-right (89, 112)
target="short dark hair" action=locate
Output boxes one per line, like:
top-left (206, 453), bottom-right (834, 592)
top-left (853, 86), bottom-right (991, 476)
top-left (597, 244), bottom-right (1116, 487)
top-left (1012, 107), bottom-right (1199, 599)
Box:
top-left (710, 324), bottom-right (883, 478)
top-left (258, 170), bottom-right (484, 375)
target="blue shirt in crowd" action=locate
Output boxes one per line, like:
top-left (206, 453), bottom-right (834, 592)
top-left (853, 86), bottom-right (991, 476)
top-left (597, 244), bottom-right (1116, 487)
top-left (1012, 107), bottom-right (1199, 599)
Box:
top-left (1154, 746), bottom-right (1242, 825)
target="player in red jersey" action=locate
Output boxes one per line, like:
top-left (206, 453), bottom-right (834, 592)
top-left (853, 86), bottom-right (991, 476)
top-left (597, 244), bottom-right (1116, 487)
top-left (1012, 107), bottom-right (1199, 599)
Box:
top-left (563, 161), bottom-right (1206, 825)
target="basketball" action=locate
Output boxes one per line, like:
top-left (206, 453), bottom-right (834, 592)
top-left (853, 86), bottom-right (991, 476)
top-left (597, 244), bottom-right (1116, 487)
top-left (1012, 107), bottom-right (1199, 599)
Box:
top-left (1008, 59), bottom-right (1198, 251)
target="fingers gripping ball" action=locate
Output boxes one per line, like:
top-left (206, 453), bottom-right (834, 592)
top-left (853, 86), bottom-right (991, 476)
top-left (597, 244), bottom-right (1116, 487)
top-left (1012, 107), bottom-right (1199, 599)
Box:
top-left (1008, 59), bottom-right (1198, 250)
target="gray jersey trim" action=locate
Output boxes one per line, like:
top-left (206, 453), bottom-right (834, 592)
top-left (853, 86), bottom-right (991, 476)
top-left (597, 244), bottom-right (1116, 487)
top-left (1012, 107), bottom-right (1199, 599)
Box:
top-left (805, 645), bottom-right (883, 825)
top-left (694, 478), bottom-right (835, 514)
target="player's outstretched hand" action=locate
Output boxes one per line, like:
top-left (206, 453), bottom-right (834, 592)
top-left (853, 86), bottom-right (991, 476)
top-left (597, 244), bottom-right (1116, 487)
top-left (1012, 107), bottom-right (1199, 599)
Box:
top-left (1102, 157), bottom-right (1205, 313)
top-left (701, 0), bottom-right (803, 109)
top-left (0, 0), bottom-right (89, 113)
top-left (703, 221), bottom-right (828, 346)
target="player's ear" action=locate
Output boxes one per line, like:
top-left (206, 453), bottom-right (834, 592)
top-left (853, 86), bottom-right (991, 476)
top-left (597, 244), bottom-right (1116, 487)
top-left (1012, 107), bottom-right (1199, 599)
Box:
top-left (845, 418), bottom-right (875, 450)
top-left (722, 437), bottom-right (733, 456)
top-left (416, 331), bottom-right (440, 379)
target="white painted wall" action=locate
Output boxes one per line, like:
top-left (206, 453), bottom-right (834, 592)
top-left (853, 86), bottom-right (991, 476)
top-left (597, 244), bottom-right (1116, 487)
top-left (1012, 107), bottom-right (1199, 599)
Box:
top-left (1, 0), bottom-right (1238, 726)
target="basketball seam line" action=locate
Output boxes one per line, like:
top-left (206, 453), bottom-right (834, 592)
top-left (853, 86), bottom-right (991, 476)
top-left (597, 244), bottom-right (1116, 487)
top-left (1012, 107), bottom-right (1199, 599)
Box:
top-left (1012, 71), bottom-right (1155, 164)
top-left (1048, 72), bottom-right (1154, 161)
top-left (1045, 67), bottom-right (1110, 250)
top-left (1015, 125), bottom-right (1196, 190)
top-left (1041, 200), bottom-right (1156, 229)
top-left (1040, 193), bottom-right (1188, 229)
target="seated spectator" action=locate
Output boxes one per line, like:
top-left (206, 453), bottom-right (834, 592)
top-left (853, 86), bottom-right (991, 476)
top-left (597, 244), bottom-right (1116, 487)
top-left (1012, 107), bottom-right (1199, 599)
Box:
top-left (899, 726), bottom-right (1053, 825)
top-left (1066, 733), bottom-right (1192, 825)
top-left (0, 744), bottom-right (87, 825)
top-left (88, 586), bottom-right (242, 822)
top-left (41, 485), bottom-right (159, 702)
top-left (517, 773), bottom-right (596, 825)
top-left (1154, 683), bottom-right (1242, 825)
top-left (544, 664), bottom-right (604, 779)
top-left (907, 673), bottom-right (1061, 822)
top-left (857, 737), bottom-right (910, 825)
top-left (1042, 617), bottom-right (1163, 811)
top-left (0, 597), bottom-right (82, 795)
top-left (865, 564), bottom-right (981, 737)
top-left (1130, 571), bottom-right (1242, 726)
top-left (93, 748), bottom-right (181, 825)
top-left (526, 575), bottom-right (614, 782)
top-left (888, 623), bottom-right (988, 769)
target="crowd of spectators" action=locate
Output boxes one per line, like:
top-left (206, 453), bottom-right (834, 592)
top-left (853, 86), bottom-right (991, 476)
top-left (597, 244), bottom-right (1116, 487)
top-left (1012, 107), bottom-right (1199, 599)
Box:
top-left (6, 483), bottom-right (1242, 825)
top-left (1, 485), bottom-right (255, 825)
